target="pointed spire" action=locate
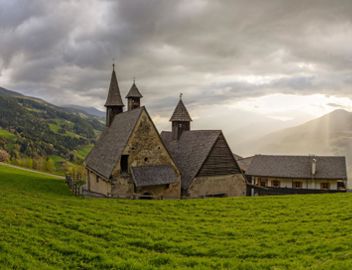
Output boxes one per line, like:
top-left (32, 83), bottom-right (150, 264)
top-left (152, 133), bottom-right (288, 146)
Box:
top-left (105, 64), bottom-right (124, 107)
top-left (126, 79), bottom-right (143, 98)
top-left (169, 94), bottom-right (192, 122)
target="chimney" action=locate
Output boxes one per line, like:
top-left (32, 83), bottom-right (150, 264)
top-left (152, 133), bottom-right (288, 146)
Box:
top-left (311, 158), bottom-right (317, 176)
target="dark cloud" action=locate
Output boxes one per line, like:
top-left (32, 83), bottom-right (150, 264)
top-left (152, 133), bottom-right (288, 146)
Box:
top-left (1, 0), bottom-right (352, 116)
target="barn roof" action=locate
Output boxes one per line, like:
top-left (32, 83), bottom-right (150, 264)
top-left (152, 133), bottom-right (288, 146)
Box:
top-left (237, 156), bottom-right (254, 172)
top-left (160, 130), bottom-right (221, 189)
top-left (85, 107), bottom-right (143, 179)
top-left (126, 82), bottom-right (143, 98)
top-left (105, 67), bottom-right (124, 107)
top-left (169, 99), bottom-right (192, 122)
top-left (246, 155), bottom-right (347, 180)
top-left (131, 165), bottom-right (177, 187)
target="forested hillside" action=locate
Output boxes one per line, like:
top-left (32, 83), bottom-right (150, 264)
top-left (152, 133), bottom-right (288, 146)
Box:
top-left (0, 87), bottom-right (104, 173)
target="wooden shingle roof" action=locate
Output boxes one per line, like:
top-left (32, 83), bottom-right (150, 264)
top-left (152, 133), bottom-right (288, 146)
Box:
top-left (160, 130), bottom-right (221, 189)
top-left (169, 99), bottom-right (192, 122)
top-left (105, 68), bottom-right (124, 107)
top-left (131, 165), bottom-right (177, 187)
top-left (126, 82), bottom-right (143, 98)
top-left (85, 107), bottom-right (143, 179)
top-left (246, 155), bottom-right (347, 180)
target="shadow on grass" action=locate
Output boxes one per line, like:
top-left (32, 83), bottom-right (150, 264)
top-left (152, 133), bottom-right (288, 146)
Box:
top-left (0, 167), bottom-right (72, 197)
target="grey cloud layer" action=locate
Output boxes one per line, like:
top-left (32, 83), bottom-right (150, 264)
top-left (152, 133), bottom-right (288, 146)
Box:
top-left (0, 0), bottom-right (352, 112)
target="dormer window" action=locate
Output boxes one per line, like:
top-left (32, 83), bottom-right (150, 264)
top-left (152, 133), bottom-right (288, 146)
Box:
top-left (121, 155), bottom-right (129, 174)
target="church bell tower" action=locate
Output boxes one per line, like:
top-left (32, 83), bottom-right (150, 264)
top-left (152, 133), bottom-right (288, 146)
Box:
top-left (104, 64), bottom-right (124, 127)
top-left (170, 94), bottom-right (192, 140)
top-left (126, 79), bottom-right (143, 111)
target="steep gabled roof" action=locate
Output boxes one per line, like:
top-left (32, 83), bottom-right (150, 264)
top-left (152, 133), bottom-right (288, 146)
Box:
top-left (160, 130), bottom-right (221, 189)
top-left (85, 107), bottom-right (143, 179)
top-left (105, 67), bottom-right (124, 107)
top-left (246, 155), bottom-right (347, 180)
top-left (169, 99), bottom-right (192, 122)
top-left (131, 165), bottom-right (177, 187)
top-left (126, 82), bottom-right (143, 98)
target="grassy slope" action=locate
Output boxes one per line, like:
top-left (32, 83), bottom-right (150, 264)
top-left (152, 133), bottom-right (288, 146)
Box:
top-left (1, 165), bottom-right (352, 269)
top-left (0, 128), bottom-right (16, 140)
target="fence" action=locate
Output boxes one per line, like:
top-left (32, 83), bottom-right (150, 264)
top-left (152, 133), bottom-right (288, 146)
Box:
top-left (247, 184), bottom-right (346, 196)
top-left (65, 175), bottom-right (85, 196)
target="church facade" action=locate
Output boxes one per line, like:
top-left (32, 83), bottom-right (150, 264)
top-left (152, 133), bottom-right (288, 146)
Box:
top-left (84, 66), bottom-right (246, 199)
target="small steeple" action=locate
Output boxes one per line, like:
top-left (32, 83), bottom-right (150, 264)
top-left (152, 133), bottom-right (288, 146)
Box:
top-left (126, 78), bottom-right (143, 111)
top-left (170, 93), bottom-right (192, 140)
top-left (104, 64), bottom-right (124, 127)
top-left (170, 93), bottom-right (192, 122)
top-left (105, 64), bottom-right (124, 107)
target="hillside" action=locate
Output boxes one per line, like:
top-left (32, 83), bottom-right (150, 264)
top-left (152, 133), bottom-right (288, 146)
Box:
top-left (0, 87), bottom-right (104, 171)
top-left (1, 163), bottom-right (352, 269)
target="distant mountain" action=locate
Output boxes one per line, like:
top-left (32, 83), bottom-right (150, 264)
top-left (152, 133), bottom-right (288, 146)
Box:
top-left (241, 109), bottom-right (352, 178)
top-left (0, 87), bottom-right (104, 165)
top-left (247, 109), bottom-right (351, 154)
top-left (63, 105), bottom-right (105, 118)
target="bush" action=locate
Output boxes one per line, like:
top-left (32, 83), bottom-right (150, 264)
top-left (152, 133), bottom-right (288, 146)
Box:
top-left (0, 149), bottom-right (9, 162)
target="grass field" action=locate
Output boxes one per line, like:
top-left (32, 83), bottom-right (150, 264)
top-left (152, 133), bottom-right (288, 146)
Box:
top-left (1, 164), bottom-right (352, 269)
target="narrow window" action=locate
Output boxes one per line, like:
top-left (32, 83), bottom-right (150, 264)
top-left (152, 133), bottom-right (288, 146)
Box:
top-left (337, 182), bottom-right (346, 190)
top-left (259, 177), bottom-right (267, 187)
top-left (121, 155), bottom-right (129, 174)
top-left (293, 181), bottom-right (302, 188)
top-left (320, 182), bottom-right (330, 190)
top-left (272, 180), bottom-right (280, 187)
top-left (96, 176), bottom-right (99, 183)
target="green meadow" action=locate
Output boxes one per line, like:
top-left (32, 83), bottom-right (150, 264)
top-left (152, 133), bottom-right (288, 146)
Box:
top-left (0, 163), bottom-right (352, 269)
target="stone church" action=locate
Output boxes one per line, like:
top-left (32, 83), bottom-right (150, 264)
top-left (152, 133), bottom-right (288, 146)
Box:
top-left (84, 66), bottom-right (246, 199)
top-left (85, 65), bottom-right (181, 199)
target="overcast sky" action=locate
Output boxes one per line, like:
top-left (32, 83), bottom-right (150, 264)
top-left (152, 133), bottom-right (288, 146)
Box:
top-left (1, 0), bottom-right (352, 147)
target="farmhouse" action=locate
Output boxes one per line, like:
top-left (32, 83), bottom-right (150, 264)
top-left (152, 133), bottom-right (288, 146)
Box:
top-left (85, 65), bottom-right (181, 199)
top-left (160, 98), bottom-right (246, 198)
top-left (245, 155), bottom-right (347, 195)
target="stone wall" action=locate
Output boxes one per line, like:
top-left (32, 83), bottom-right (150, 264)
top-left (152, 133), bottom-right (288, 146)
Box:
top-left (111, 110), bottom-right (181, 198)
top-left (87, 170), bottom-right (111, 196)
top-left (186, 174), bottom-right (246, 198)
top-left (136, 182), bottom-right (181, 199)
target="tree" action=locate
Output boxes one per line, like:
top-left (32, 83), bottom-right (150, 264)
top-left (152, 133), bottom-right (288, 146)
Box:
top-left (0, 149), bottom-right (9, 162)
top-left (45, 158), bottom-right (55, 173)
